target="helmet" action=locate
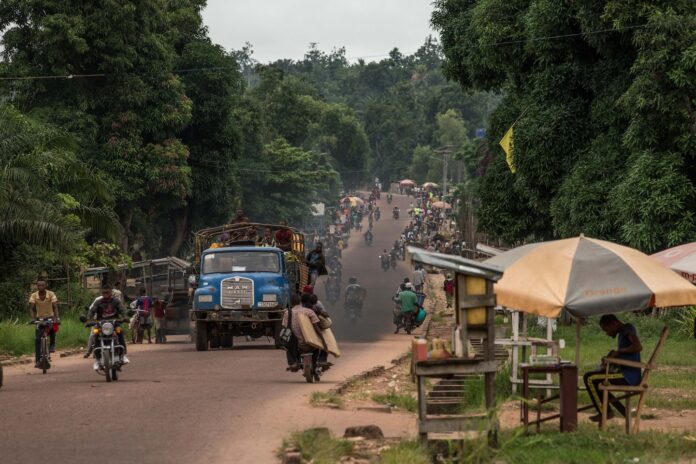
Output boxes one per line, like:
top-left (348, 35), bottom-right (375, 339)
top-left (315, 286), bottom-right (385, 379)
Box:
top-left (348, 277), bottom-right (357, 284)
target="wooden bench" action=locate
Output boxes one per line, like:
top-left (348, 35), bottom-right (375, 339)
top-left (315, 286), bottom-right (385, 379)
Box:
top-left (598, 325), bottom-right (669, 433)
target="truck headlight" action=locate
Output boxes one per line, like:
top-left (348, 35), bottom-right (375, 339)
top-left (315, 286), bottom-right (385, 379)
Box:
top-left (198, 295), bottom-right (213, 303)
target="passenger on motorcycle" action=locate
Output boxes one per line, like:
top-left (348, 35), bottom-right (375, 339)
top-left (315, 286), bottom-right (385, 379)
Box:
top-left (86, 287), bottom-right (129, 366)
top-left (344, 277), bottom-right (367, 318)
top-left (393, 283), bottom-right (419, 334)
top-left (29, 280), bottom-right (60, 367)
top-left (283, 294), bottom-right (328, 371)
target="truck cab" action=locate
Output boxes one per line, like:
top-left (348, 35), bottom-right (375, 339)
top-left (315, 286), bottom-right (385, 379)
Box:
top-left (189, 223), bottom-right (308, 350)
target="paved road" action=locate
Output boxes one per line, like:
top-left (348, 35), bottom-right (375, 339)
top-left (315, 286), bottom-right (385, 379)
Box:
top-left (0, 194), bottom-right (415, 464)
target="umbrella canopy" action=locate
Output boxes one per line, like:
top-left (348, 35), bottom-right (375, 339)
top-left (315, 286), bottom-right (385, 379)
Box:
top-left (431, 201), bottom-right (452, 209)
top-left (651, 242), bottom-right (696, 284)
top-left (399, 179), bottom-right (416, 186)
top-left (422, 182), bottom-right (439, 189)
top-left (341, 196), bottom-right (364, 207)
top-left (485, 236), bottom-right (696, 319)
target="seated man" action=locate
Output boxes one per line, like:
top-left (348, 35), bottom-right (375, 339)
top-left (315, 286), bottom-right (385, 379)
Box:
top-left (583, 314), bottom-right (643, 422)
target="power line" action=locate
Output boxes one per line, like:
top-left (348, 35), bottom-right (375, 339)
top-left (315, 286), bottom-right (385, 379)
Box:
top-left (0, 24), bottom-right (650, 82)
top-left (483, 23), bottom-right (648, 47)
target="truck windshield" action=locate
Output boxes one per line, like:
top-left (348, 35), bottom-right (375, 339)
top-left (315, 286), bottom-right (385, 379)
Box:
top-left (202, 251), bottom-right (280, 274)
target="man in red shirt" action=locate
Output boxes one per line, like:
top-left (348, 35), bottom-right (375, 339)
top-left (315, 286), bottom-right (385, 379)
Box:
top-left (275, 221), bottom-right (293, 251)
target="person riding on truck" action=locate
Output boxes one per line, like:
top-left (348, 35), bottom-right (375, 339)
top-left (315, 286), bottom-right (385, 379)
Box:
top-left (229, 209), bottom-right (249, 224)
top-left (274, 220), bottom-right (293, 251)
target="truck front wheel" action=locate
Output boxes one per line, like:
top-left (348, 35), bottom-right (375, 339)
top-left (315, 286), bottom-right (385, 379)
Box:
top-left (195, 321), bottom-right (209, 351)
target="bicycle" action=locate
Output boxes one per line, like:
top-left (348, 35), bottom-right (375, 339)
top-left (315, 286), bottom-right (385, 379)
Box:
top-left (32, 318), bottom-right (59, 374)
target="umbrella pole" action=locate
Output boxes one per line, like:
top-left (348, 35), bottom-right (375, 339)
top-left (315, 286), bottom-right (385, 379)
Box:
top-left (575, 317), bottom-right (581, 367)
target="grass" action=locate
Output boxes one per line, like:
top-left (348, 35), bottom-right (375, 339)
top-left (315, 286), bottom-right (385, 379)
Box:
top-left (372, 392), bottom-right (418, 412)
top-left (281, 428), bottom-right (353, 464)
top-left (381, 440), bottom-right (430, 464)
top-left (423, 425), bottom-right (696, 464)
top-left (0, 312), bottom-right (90, 356)
top-left (309, 391), bottom-right (344, 408)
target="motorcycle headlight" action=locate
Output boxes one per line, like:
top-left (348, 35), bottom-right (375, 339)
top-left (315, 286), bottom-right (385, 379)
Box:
top-left (101, 322), bottom-right (114, 336)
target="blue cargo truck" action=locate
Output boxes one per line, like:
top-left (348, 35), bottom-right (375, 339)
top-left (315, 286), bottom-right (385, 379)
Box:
top-left (189, 223), bottom-right (309, 350)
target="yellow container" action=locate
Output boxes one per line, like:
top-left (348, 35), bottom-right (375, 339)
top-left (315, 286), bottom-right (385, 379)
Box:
top-left (460, 275), bottom-right (487, 326)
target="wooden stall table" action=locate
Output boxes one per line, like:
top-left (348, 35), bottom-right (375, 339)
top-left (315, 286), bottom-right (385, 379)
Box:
top-left (521, 363), bottom-right (577, 433)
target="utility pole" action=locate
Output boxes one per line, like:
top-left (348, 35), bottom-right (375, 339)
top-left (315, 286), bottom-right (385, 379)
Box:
top-left (435, 145), bottom-right (453, 195)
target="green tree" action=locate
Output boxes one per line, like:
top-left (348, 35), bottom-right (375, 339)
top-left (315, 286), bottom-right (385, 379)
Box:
top-left (433, 0), bottom-right (696, 250)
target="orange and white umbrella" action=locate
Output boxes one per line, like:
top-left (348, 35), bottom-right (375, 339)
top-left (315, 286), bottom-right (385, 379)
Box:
top-left (431, 201), bottom-right (451, 209)
top-left (422, 182), bottom-right (439, 189)
top-left (399, 179), bottom-right (416, 186)
top-left (341, 196), bottom-right (364, 207)
top-left (485, 236), bottom-right (696, 319)
top-left (651, 242), bottom-right (696, 284)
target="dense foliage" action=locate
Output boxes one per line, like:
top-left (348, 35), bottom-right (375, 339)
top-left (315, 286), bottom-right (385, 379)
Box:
top-left (432, 0), bottom-right (696, 251)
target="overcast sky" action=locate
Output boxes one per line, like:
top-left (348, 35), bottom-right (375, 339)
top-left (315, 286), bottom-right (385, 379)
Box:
top-left (201, 0), bottom-right (437, 63)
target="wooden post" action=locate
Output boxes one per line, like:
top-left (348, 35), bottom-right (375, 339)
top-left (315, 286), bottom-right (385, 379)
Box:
top-left (575, 317), bottom-right (581, 367)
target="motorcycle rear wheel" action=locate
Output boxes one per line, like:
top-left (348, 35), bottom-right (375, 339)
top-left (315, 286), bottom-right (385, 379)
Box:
top-left (303, 363), bottom-right (314, 383)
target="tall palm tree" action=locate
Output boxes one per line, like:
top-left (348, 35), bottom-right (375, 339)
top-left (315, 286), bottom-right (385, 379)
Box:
top-left (0, 104), bottom-right (120, 252)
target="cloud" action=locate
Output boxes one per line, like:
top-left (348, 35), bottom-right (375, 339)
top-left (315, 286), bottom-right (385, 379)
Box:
top-left (202, 0), bottom-right (436, 62)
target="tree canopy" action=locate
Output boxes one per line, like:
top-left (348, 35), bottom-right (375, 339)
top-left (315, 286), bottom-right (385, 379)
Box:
top-left (433, 0), bottom-right (696, 252)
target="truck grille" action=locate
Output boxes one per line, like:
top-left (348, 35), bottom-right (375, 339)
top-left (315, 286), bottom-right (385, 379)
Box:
top-left (221, 277), bottom-right (254, 309)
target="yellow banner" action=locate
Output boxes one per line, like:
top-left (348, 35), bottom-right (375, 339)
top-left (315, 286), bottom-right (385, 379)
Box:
top-left (499, 126), bottom-right (515, 173)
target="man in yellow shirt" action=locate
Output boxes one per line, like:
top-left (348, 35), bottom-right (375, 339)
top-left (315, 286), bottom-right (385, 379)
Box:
top-left (29, 280), bottom-right (60, 366)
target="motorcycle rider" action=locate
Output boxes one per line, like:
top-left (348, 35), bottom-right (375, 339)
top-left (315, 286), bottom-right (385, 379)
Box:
top-left (86, 286), bottom-right (129, 368)
top-left (344, 277), bottom-right (367, 318)
top-left (394, 282), bottom-right (419, 334)
top-left (283, 294), bottom-right (328, 372)
top-left (393, 206), bottom-right (400, 219)
top-left (364, 228), bottom-right (373, 245)
top-left (389, 246), bottom-right (399, 268)
top-left (387, 192), bottom-right (393, 204)
top-left (28, 280), bottom-right (60, 368)
top-left (380, 249), bottom-right (391, 271)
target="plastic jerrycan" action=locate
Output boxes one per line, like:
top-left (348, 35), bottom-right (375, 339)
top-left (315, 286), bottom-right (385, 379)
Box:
top-left (412, 337), bottom-right (428, 362)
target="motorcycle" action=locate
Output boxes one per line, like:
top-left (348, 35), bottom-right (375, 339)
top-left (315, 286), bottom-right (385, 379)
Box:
top-left (33, 318), bottom-right (59, 374)
top-left (374, 209), bottom-right (381, 221)
top-left (390, 253), bottom-right (398, 269)
top-left (380, 256), bottom-right (390, 272)
top-left (81, 315), bottom-right (130, 382)
top-left (387, 195), bottom-right (393, 205)
top-left (393, 311), bottom-right (417, 334)
top-left (295, 349), bottom-right (332, 383)
top-left (364, 233), bottom-right (373, 246)
top-left (393, 210), bottom-right (400, 220)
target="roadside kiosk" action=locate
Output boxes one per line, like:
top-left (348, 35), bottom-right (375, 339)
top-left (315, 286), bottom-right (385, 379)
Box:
top-left (408, 247), bottom-right (503, 444)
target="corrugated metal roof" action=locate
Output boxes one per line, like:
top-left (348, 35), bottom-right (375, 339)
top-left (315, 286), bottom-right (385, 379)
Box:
top-left (408, 247), bottom-right (504, 282)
